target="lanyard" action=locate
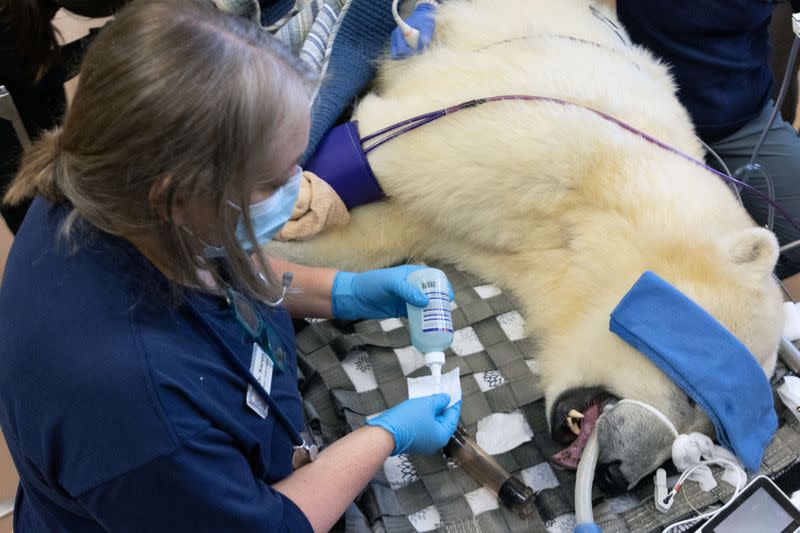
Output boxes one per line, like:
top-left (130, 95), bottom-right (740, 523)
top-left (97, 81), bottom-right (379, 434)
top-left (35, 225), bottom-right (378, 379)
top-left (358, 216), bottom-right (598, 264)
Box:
top-left (183, 296), bottom-right (305, 448)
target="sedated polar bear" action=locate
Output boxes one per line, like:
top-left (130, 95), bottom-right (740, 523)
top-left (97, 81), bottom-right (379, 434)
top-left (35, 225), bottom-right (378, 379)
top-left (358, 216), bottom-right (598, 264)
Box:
top-left (270, 0), bottom-right (784, 492)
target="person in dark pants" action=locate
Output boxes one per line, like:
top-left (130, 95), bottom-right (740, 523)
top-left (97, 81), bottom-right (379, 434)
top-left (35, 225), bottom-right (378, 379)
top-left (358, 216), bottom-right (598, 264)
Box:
top-left (770, 0), bottom-right (799, 125)
top-left (0, 0), bottom-right (123, 234)
top-left (618, 0), bottom-right (800, 278)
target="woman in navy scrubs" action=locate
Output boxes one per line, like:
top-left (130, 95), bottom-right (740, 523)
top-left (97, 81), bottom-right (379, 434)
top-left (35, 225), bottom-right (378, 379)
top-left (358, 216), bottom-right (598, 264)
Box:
top-left (0, 0), bottom-right (460, 530)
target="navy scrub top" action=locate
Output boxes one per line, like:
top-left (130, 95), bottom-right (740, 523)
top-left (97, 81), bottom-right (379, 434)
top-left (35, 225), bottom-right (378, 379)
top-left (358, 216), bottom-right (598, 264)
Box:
top-left (0, 198), bottom-right (313, 532)
top-left (617, 0), bottom-right (779, 141)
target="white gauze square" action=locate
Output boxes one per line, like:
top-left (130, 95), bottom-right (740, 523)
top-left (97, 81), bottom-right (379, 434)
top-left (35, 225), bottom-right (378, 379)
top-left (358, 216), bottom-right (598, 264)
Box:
top-left (407, 367), bottom-right (462, 408)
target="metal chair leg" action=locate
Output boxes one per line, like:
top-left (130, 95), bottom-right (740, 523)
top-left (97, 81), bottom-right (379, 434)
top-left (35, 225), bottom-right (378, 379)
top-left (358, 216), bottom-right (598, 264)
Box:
top-left (0, 85), bottom-right (31, 148)
top-left (0, 497), bottom-right (13, 519)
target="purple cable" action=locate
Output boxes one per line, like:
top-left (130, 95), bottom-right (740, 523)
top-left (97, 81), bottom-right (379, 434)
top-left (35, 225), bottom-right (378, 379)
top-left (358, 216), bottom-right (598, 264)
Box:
top-left (362, 112), bottom-right (449, 153)
top-left (360, 94), bottom-right (800, 234)
top-left (361, 110), bottom-right (446, 144)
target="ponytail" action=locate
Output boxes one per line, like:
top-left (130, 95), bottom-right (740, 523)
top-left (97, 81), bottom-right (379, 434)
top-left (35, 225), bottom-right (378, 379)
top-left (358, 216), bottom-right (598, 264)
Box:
top-left (1, 0), bottom-right (60, 80)
top-left (4, 130), bottom-right (65, 205)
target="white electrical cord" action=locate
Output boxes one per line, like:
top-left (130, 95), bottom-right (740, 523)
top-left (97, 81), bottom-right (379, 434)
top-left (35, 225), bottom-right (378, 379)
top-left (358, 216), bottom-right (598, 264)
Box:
top-left (573, 399), bottom-right (748, 532)
top-left (618, 401), bottom-right (747, 532)
top-left (661, 459), bottom-right (746, 533)
top-left (612, 404), bottom-right (746, 532)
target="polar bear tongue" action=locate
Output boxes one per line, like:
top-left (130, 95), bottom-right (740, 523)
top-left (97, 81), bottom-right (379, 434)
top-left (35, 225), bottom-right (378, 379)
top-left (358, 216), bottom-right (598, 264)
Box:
top-left (551, 403), bottom-right (602, 470)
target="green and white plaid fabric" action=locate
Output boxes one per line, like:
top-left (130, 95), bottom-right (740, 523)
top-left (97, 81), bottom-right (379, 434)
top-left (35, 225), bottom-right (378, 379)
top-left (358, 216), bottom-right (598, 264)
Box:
top-left (297, 264), bottom-right (579, 532)
top-left (295, 263), bottom-right (800, 533)
top-left (213, 0), bottom-right (346, 95)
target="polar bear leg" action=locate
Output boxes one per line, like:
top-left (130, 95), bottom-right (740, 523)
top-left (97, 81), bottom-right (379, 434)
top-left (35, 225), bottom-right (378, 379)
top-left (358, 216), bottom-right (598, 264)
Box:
top-left (266, 202), bottom-right (423, 272)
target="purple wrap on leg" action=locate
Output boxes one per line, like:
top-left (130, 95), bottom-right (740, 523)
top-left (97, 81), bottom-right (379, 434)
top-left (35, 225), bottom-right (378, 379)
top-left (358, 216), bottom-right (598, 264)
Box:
top-left (304, 121), bottom-right (385, 210)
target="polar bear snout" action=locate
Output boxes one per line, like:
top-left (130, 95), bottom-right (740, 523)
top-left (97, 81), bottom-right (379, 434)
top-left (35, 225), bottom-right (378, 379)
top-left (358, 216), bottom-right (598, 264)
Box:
top-left (593, 401), bottom-right (683, 493)
top-left (594, 460), bottom-right (628, 494)
top-left (549, 384), bottom-right (706, 492)
top-left (549, 386), bottom-right (618, 445)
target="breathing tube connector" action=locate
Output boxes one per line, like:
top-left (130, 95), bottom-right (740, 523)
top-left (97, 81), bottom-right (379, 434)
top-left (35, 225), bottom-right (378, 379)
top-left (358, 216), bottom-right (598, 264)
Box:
top-left (392, 0), bottom-right (420, 49)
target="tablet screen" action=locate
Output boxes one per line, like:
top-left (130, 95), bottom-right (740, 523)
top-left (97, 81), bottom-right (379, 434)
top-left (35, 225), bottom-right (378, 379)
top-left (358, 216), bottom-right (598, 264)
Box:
top-left (713, 487), bottom-right (794, 533)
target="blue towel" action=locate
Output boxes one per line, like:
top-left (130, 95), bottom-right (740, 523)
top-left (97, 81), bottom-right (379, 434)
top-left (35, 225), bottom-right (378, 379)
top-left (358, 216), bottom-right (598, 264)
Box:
top-left (610, 271), bottom-right (777, 470)
top-left (303, 0), bottom-right (396, 161)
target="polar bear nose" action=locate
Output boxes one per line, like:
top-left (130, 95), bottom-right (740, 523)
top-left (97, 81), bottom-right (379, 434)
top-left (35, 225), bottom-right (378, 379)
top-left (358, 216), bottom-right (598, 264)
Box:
top-left (595, 460), bottom-right (628, 494)
top-left (550, 386), bottom-right (618, 444)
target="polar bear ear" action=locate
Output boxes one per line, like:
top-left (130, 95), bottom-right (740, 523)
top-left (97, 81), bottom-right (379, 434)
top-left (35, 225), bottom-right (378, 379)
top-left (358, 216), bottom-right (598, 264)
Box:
top-left (726, 227), bottom-right (779, 278)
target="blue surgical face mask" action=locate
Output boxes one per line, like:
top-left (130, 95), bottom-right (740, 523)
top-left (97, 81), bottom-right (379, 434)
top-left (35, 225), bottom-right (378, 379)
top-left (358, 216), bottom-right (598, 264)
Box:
top-left (203, 166), bottom-right (303, 257)
top-left (235, 166), bottom-right (303, 250)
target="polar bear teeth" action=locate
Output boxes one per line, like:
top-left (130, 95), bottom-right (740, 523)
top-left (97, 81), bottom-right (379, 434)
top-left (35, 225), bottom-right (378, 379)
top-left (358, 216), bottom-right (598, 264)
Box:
top-left (566, 409), bottom-right (584, 435)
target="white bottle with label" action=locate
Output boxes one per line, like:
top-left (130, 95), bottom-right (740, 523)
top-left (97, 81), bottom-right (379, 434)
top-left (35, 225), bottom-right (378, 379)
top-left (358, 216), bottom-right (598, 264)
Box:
top-left (406, 268), bottom-right (454, 383)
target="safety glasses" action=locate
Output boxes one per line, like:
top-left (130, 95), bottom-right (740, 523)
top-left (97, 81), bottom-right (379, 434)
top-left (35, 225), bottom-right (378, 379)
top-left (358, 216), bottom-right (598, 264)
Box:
top-left (225, 288), bottom-right (287, 371)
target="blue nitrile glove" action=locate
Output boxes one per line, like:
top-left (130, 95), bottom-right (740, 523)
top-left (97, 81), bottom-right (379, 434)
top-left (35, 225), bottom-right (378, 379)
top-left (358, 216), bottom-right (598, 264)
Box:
top-left (391, 1), bottom-right (437, 60)
top-left (332, 265), bottom-right (430, 320)
top-left (367, 394), bottom-right (461, 455)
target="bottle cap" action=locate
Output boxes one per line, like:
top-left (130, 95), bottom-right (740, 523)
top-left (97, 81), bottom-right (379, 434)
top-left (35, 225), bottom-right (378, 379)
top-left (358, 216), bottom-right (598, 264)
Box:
top-left (425, 351), bottom-right (445, 365)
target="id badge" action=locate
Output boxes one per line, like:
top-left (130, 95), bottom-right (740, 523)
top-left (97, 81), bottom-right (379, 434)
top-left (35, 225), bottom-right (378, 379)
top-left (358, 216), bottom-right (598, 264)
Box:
top-left (246, 343), bottom-right (273, 418)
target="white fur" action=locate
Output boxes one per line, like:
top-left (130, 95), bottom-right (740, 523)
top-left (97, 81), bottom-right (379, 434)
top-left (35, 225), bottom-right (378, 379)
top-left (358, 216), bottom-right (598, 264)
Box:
top-left (272, 0), bottom-right (784, 458)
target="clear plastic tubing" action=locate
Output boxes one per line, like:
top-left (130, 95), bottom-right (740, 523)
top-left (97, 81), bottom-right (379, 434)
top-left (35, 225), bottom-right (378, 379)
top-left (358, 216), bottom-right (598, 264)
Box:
top-left (575, 426), bottom-right (600, 528)
top-left (445, 428), bottom-right (537, 519)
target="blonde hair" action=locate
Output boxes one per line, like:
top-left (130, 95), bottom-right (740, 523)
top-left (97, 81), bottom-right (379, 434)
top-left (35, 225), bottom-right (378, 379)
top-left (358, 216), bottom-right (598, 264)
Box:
top-left (5, 0), bottom-right (314, 301)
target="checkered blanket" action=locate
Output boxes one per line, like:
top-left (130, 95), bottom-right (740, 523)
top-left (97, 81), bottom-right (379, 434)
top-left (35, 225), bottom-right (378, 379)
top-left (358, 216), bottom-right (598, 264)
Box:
top-left (295, 263), bottom-right (800, 533)
top-left (207, 4), bottom-right (800, 529)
